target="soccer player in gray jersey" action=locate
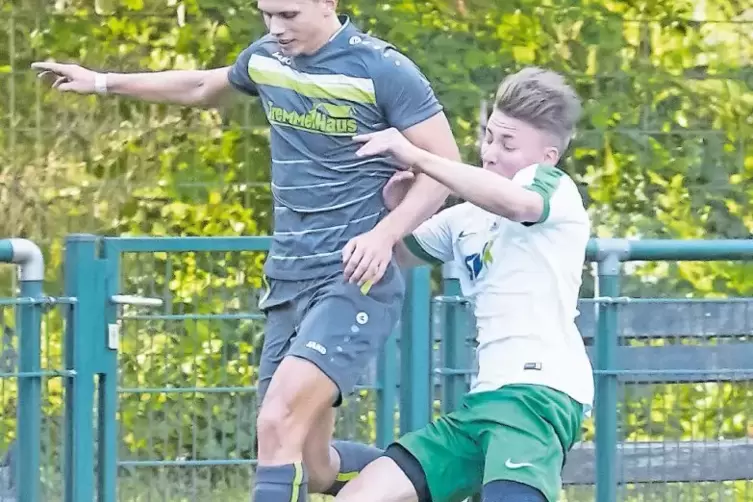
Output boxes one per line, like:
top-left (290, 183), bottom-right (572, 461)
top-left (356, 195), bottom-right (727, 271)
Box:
top-left (32, 1), bottom-right (460, 501)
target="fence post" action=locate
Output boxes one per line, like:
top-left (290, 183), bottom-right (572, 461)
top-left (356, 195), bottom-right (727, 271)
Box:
top-left (98, 239), bottom-right (121, 502)
top-left (0, 239), bottom-right (45, 502)
top-left (399, 266), bottom-right (432, 434)
top-left (440, 262), bottom-right (468, 414)
top-left (593, 239), bottom-right (628, 502)
top-left (64, 234), bottom-right (101, 502)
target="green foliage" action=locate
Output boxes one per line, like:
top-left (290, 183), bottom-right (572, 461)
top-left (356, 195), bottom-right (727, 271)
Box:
top-left (3, 0), bottom-right (753, 499)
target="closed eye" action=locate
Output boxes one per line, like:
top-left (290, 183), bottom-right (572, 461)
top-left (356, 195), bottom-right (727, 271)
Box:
top-left (260, 10), bottom-right (299, 20)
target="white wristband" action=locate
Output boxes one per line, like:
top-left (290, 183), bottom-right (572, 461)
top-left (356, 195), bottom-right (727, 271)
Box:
top-left (94, 73), bottom-right (108, 94)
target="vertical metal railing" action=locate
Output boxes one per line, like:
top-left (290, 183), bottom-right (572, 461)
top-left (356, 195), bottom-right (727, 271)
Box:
top-left (0, 239), bottom-right (45, 502)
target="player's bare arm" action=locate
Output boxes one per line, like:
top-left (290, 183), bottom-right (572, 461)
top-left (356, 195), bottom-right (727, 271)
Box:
top-left (342, 113), bottom-right (459, 287)
top-left (371, 112), bottom-right (457, 241)
top-left (355, 128), bottom-right (544, 223)
top-left (30, 62), bottom-right (236, 108)
top-left (379, 171), bottom-right (438, 270)
top-left (411, 147), bottom-right (543, 223)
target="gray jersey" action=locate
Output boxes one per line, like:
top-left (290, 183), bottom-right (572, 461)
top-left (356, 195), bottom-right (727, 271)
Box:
top-left (228, 16), bottom-right (443, 281)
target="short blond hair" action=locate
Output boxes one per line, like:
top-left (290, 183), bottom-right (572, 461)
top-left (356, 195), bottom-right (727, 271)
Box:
top-left (494, 67), bottom-right (581, 151)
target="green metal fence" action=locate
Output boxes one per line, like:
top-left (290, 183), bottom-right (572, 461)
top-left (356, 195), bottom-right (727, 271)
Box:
top-left (3, 235), bottom-right (753, 501)
top-left (0, 239), bottom-right (76, 502)
top-left (61, 234), bottom-right (432, 501)
top-left (436, 239), bottom-right (753, 502)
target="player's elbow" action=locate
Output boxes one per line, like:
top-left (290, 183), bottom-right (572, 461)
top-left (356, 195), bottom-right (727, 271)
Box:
top-left (492, 196), bottom-right (544, 223)
top-left (191, 68), bottom-right (231, 108)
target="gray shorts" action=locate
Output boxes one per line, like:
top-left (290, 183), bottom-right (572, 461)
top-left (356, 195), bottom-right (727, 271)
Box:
top-left (257, 261), bottom-right (405, 407)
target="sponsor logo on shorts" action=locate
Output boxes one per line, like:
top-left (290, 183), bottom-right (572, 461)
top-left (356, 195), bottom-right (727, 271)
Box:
top-left (305, 341), bottom-right (327, 355)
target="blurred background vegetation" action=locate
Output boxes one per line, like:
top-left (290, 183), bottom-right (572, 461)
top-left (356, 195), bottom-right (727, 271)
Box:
top-left (2, 0), bottom-right (753, 500)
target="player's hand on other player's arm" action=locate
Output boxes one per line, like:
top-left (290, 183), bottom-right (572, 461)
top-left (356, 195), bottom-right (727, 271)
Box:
top-left (31, 62), bottom-right (97, 94)
top-left (342, 227), bottom-right (395, 290)
top-left (382, 170), bottom-right (415, 211)
top-left (354, 128), bottom-right (424, 169)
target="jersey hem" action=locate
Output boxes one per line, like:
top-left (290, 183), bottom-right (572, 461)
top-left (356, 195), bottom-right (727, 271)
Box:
top-left (469, 381), bottom-right (594, 409)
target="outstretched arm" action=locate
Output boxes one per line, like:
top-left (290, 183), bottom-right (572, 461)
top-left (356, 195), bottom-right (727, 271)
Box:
top-left (410, 148), bottom-right (544, 223)
top-left (31, 62), bottom-right (235, 108)
top-left (355, 128), bottom-right (544, 224)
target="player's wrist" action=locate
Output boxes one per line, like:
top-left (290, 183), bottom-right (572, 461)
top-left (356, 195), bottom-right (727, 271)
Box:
top-left (372, 219), bottom-right (403, 246)
top-left (408, 147), bottom-right (430, 172)
top-left (94, 72), bottom-right (109, 94)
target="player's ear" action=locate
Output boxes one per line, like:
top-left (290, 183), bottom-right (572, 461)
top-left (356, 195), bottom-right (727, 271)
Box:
top-left (321, 0), bottom-right (337, 14)
top-left (544, 146), bottom-right (559, 165)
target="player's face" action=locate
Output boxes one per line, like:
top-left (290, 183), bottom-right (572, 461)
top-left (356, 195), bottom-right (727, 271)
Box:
top-left (258, 0), bottom-right (336, 56)
top-left (481, 110), bottom-right (560, 179)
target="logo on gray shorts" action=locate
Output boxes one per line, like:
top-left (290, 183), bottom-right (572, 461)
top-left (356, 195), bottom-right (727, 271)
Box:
top-left (356, 312), bottom-right (369, 325)
top-left (306, 341), bottom-right (327, 355)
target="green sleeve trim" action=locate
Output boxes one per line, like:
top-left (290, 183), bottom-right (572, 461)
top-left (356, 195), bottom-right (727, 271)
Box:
top-left (403, 234), bottom-right (443, 265)
top-left (522, 164), bottom-right (565, 226)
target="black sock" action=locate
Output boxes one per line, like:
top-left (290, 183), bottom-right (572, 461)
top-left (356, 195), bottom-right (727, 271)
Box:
top-left (253, 462), bottom-right (307, 502)
top-left (322, 440), bottom-right (383, 496)
top-left (482, 480), bottom-right (546, 502)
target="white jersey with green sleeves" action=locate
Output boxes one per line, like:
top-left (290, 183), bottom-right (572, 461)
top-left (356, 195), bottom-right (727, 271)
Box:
top-left (404, 163), bottom-right (594, 408)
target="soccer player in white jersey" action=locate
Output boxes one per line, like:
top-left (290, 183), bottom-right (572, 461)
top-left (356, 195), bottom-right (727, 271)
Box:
top-left (336, 67), bottom-right (594, 502)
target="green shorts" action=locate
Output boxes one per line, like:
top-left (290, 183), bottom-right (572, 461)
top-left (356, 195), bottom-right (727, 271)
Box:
top-left (392, 384), bottom-right (584, 502)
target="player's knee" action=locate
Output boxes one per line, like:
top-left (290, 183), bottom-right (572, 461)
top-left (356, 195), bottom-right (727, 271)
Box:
top-left (481, 480), bottom-right (547, 502)
top-left (256, 396), bottom-right (307, 455)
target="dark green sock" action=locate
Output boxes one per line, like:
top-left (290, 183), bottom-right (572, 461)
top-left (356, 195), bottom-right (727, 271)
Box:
top-left (322, 440), bottom-right (383, 496)
top-left (253, 462), bottom-right (307, 502)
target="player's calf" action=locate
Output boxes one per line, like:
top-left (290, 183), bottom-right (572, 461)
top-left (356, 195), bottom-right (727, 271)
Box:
top-left (319, 440), bottom-right (385, 495)
top-left (301, 392), bottom-right (386, 494)
top-left (254, 356), bottom-right (339, 502)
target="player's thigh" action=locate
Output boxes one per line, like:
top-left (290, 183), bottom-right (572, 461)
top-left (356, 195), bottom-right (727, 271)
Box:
top-left (256, 302), bottom-right (296, 406)
top-left (386, 411), bottom-right (484, 502)
top-left (288, 261), bottom-right (405, 405)
top-left (257, 355), bottom-right (342, 457)
top-left (475, 385), bottom-right (584, 502)
top-left (482, 424), bottom-right (561, 502)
